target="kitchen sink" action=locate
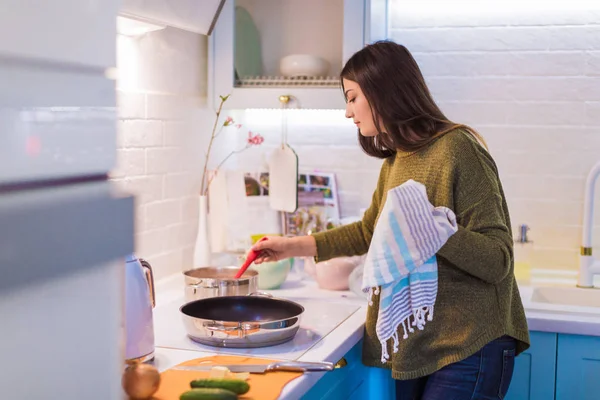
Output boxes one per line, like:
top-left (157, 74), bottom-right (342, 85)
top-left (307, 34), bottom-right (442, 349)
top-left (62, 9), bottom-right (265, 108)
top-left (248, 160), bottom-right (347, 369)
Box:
top-left (530, 286), bottom-right (600, 309)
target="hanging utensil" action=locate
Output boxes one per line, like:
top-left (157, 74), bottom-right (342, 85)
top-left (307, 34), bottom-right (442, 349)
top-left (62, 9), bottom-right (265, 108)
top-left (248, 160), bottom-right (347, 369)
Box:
top-left (268, 95), bottom-right (299, 213)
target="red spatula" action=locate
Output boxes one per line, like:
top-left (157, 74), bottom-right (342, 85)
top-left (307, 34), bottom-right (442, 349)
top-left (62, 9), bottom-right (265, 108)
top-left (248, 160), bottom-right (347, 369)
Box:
top-left (234, 237), bottom-right (268, 279)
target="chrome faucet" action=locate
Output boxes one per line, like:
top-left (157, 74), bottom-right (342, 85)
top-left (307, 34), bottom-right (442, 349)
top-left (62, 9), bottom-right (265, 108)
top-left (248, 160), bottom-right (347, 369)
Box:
top-left (578, 160), bottom-right (600, 288)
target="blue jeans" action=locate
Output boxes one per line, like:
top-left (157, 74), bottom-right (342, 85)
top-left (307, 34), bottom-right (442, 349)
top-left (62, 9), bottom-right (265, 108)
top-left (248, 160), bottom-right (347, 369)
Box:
top-left (396, 335), bottom-right (517, 400)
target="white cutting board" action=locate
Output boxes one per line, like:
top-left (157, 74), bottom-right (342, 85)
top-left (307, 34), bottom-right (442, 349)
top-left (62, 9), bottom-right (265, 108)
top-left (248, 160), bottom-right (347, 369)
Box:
top-left (208, 171), bottom-right (230, 253)
top-left (208, 170), bottom-right (249, 252)
top-left (268, 145), bottom-right (298, 213)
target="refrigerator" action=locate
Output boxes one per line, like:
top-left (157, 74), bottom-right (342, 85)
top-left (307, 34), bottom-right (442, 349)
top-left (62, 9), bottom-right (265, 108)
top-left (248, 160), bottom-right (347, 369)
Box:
top-left (0, 1), bottom-right (132, 399)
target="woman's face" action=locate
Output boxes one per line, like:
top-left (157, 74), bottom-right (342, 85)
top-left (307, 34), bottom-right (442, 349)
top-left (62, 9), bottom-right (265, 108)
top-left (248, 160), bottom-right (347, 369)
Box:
top-left (343, 78), bottom-right (378, 137)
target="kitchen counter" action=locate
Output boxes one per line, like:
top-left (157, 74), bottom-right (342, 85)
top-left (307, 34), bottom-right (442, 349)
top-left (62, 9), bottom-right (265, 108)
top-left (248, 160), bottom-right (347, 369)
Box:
top-left (151, 271), bottom-right (368, 399)
top-left (518, 284), bottom-right (600, 336)
top-left (151, 270), bottom-right (600, 399)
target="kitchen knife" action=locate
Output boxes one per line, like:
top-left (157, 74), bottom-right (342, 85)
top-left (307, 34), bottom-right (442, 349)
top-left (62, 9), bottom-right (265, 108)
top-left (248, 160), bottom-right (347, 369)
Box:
top-left (172, 360), bottom-right (334, 373)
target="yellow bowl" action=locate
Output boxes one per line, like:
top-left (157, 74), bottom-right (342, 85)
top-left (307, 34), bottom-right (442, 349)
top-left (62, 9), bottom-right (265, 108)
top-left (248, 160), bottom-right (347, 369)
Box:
top-left (250, 234), bottom-right (281, 244)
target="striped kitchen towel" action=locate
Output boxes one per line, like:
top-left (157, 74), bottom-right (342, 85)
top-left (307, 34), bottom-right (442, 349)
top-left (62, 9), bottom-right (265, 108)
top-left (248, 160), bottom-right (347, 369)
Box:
top-left (362, 179), bottom-right (458, 363)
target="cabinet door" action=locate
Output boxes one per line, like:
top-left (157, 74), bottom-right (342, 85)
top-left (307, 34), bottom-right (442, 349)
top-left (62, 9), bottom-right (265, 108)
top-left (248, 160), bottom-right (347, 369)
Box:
top-left (0, 0), bottom-right (118, 69)
top-left (301, 340), bottom-right (366, 400)
top-left (301, 339), bottom-right (395, 400)
top-left (209, 0), bottom-right (370, 110)
top-left (505, 331), bottom-right (557, 400)
top-left (556, 334), bottom-right (600, 400)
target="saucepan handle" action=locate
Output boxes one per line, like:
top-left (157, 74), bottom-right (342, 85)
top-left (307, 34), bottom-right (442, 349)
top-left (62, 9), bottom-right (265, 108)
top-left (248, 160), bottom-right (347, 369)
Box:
top-left (248, 291), bottom-right (273, 298)
top-left (189, 283), bottom-right (219, 289)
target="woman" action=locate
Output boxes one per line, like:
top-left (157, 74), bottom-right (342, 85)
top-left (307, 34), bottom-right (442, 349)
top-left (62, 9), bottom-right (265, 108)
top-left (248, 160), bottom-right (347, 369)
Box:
top-left (252, 40), bottom-right (530, 399)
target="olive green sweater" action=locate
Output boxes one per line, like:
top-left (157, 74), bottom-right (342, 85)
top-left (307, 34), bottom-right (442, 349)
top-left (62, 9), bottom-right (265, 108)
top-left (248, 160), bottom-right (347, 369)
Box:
top-left (312, 129), bottom-right (530, 380)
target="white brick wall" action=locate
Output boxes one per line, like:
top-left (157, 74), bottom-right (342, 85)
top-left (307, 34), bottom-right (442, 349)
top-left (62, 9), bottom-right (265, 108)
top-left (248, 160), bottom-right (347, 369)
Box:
top-left (388, 2), bottom-right (600, 271)
top-left (110, 28), bottom-right (213, 279)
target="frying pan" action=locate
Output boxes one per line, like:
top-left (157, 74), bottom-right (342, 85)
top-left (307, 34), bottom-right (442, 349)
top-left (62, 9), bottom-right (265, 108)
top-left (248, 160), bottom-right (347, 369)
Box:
top-left (180, 293), bottom-right (304, 348)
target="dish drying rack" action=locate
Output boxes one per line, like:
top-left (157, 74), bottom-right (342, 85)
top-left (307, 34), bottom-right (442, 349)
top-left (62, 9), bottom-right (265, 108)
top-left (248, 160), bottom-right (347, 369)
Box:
top-left (235, 75), bottom-right (341, 88)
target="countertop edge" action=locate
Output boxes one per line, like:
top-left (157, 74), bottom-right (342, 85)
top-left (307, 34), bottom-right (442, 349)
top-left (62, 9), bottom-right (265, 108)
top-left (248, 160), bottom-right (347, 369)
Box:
top-left (278, 307), bottom-right (367, 399)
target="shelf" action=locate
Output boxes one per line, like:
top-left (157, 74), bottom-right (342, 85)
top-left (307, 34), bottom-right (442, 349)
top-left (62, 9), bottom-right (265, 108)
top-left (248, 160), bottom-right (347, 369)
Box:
top-left (235, 76), bottom-right (341, 88)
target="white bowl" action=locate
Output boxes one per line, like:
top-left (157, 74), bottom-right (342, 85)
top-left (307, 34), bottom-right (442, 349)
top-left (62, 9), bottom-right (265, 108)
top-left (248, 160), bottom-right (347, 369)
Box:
top-left (312, 256), bottom-right (363, 291)
top-left (280, 54), bottom-right (330, 78)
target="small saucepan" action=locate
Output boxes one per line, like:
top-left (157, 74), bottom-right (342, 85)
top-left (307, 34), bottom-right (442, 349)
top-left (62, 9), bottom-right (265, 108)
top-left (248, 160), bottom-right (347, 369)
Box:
top-left (180, 293), bottom-right (304, 348)
top-left (183, 266), bottom-right (259, 302)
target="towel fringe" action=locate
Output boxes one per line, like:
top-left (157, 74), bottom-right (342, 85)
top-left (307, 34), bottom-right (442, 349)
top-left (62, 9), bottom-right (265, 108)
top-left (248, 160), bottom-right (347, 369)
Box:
top-left (408, 318), bottom-right (415, 333)
top-left (380, 339), bottom-right (389, 363)
top-left (414, 308), bottom-right (425, 330)
top-left (379, 306), bottom-right (436, 363)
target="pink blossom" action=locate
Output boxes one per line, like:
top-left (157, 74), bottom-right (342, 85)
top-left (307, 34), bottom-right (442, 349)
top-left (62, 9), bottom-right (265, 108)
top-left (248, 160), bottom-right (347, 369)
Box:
top-left (235, 124), bottom-right (242, 129)
top-left (223, 116), bottom-right (234, 126)
top-left (247, 131), bottom-right (264, 145)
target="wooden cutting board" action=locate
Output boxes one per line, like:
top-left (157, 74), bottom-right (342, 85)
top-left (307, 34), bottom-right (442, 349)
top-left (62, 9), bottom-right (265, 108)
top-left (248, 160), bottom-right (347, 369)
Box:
top-left (153, 355), bottom-right (303, 400)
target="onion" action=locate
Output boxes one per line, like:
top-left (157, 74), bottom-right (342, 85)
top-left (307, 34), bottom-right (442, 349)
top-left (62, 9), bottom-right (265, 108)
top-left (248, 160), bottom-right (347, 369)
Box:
top-left (122, 363), bottom-right (161, 399)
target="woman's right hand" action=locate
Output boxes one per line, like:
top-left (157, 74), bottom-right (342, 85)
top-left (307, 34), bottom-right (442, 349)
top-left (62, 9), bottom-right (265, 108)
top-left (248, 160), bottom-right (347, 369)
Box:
top-left (251, 235), bottom-right (317, 264)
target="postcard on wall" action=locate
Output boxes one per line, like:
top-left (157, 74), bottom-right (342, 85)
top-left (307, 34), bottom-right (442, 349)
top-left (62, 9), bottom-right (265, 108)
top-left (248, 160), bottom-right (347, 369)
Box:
top-left (283, 171), bottom-right (341, 236)
top-left (242, 171), bottom-right (282, 244)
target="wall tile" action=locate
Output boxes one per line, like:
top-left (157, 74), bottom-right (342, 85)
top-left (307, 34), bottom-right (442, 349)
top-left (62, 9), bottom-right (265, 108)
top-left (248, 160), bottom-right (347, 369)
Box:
top-left (118, 120), bottom-right (163, 148)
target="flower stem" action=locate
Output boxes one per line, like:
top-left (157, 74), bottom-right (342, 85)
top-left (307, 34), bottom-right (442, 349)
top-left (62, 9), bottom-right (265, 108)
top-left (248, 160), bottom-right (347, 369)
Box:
top-left (205, 145), bottom-right (251, 189)
top-left (200, 96), bottom-right (227, 196)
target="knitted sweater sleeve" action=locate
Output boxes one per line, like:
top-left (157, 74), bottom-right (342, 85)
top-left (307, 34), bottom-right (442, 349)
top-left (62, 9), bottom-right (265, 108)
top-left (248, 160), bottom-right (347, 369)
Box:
top-left (311, 161), bottom-right (388, 262)
top-left (436, 138), bottom-right (514, 284)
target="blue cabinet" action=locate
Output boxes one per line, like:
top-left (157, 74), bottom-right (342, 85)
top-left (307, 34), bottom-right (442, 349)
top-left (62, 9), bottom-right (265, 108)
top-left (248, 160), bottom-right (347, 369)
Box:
top-left (506, 331), bottom-right (600, 400)
top-left (305, 331), bottom-right (600, 399)
top-left (555, 334), bottom-right (600, 400)
top-left (506, 331), bottom-right (557, 400)
top-left (302, 339), bottom-right (395, 400)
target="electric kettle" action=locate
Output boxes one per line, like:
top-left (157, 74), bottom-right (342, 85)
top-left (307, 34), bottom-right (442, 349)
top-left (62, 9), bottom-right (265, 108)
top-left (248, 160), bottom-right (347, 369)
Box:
top-left (124, 253), bottom-right (155, 363)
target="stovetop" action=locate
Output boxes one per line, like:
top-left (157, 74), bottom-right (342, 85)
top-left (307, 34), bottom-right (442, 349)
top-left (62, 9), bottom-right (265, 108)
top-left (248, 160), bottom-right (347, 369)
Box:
top-left (152, 296), bottom-right (361, 361)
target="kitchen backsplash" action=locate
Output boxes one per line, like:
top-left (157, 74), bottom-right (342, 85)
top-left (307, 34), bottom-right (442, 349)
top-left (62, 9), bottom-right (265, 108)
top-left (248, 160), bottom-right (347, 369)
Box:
top-left (110, 28), bottom-right (216, 279)
top-left (112, 4), bottom-right (600, 278)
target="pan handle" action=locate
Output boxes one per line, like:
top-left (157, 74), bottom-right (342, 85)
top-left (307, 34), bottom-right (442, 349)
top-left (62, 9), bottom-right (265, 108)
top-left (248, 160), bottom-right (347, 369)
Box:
top-left (248, 291), bottom-right (273, 298)
top-left (203, 322), bottom-right (259, 338)
top-left (204, 323), bottom-right (243, 338)
top-left (204, 324), bottom-right (241, 332)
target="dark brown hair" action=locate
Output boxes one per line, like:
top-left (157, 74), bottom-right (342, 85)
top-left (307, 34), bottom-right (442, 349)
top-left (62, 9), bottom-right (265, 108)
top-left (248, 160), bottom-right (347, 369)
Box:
top-left (341, 40), bottom-right (486, 158)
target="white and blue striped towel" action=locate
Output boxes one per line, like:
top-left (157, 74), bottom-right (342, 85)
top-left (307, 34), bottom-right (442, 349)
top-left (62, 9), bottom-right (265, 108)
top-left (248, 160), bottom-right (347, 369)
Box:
top-left (362, 179), bottom-right (458, 363)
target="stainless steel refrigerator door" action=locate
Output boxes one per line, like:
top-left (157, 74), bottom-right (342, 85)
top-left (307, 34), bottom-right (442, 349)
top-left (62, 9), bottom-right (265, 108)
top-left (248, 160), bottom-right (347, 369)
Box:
top-left (0, 61), bottom-right (117, 185)
top-left (0, 181), bottom-right (134, 400)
